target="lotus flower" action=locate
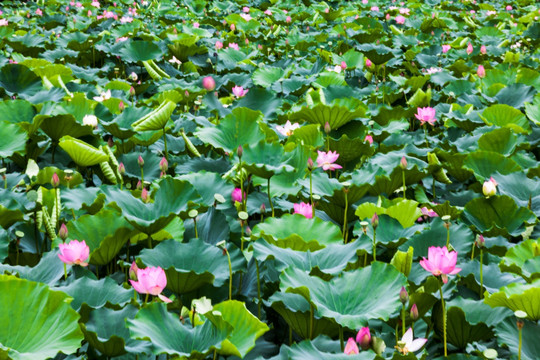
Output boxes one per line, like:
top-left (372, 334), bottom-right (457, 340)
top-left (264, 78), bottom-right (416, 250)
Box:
top-left (364, 134), bottom-right (373, 145)
top-left (395, 15), bottom-right (406, 24)
top-left (316, 150), bottom-right (342, 171)
top-left (58, 240), bottom-right (90, 267)
top-left (395, 328), bottom-right (427, 354)
top-left (129, 266), bottom-right (172, 303)
top-left (93, 90), bottom-right (111, 102)
top-left (276, 120), bottom-right (300, 136)
top-left (442, 44), bottom-right (451, 53)
top-left (83, 114), bottom-right (98, 127)
top-left (202, 76), bottom-right (216, 91)
top-left (344, 338), bottom-right (359, 355)
top-left (419, 246), bottom-right (461, 283)
top-left (232, 85), bottom-right (248, 98)
top-left (215, 41), bottom-right (223, 49)
top-left (415, 107), bottom-right (436, 126)
top-left (356, 327), bottom-right (371, 350)
top-left (482, 177), bottom-right (497, 197)
top-left (0, 19), bottom-right (8, 27)
top-left (293, 202), bottom-right (313, 219)
top-left (480, 45), bottom-right (487, 55)
top-left (365, 58), bottom-right (373, 68)
top-left (231, 188), bottom-right (245, 203)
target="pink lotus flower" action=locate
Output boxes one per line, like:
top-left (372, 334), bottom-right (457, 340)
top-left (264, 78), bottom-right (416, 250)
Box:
top-left (264, 9), bottom-right (272, 16)
top-left (506, 5), bottom-right (512, 11)
top-left (399, 8), bottom-right (410, 15)
top-left (340, 61), bottom-right (347, 70)
top-left (0, 19), bottom-right (9, 27)
top-left (420, 246), bottom-right (461, 283)
top-left (232, 85), bottom-right (248, 98)
top-left (442, 44), bottom-right (451, 53)
top-left (243, 6), bottom-right (250, 13)
top-left (396, 328), bottom-right (427, 354)
top-left (91, 0), bottom-right (100, 7)
top-left (395, 15), bottom-right (406, 24)
top-left (58, 240), bottom-right (90, 267)
top-left (356, 327), bottom-right (371, 350)
top-left (344, 338), bottom-right (359, 355)
top-left (466, 42), bottom-right (473, 55)
top-left (316, 150), bottom-right (342, 171)
top-left (193, 22), bottom-right (199, 28)
top-left (130, 266), bottom-right (172, 303)
top-left (364, 134), bottom-right (373, 145)
top-left (228, 42), bottom-right (239, 50)
top-left (276, 120), bottom-right (300, 136)
top-left (293, 202), bottom-right (313, 219)
top-left (415, 107), bottom-right (436, 126)
top-left (362, 0), bottom-right (369, 4)
top-left (477, 65), bottom-right (485, 78)
top-left (202, 76), bottom-right (216, 91)
top-left (36, 8), bottom-right (43, 16)
top-left (231, 188), bottom-right (245, 203)
top-left (421, 207), bottom-right (438, 218)
top-left (482, 177), bottom-right (497, 197)
top-left (215, 41), bottom-right (223, 49)
top-left (286, 16), bottom-right (291, 23)
top-left (371, 6), bottom-right (379, 11)
top-left (240, 13), bottom-right (252, 21)
top-left (120, 16), bottom-right (133, 23)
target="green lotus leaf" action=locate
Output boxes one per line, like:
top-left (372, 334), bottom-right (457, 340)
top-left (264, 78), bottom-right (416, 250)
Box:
top-left (278, 337), bottom-right (376, 360)
top-left (211, 300), bottom-right (269, 358)
top-left (56, 276), bottom-right (133, 311)
top-left (484, 280), bottom-right (540, 320)
top-left (313, 72), bottom-right (347, 88)
top-left (328, 133), bottom-right (373, 163)
top-left (463, 151), bottom-right (521, 180)
top-left (288, 124), bottom-right (324, 148)
top-left (524, 95), bottom-right (540, 126)
top-left (61, 188), bottom-right (104, 214)
top-left (0, 99), bottom-right (35, 126)
top-left (101, 107), bottom-right (151, 139)
top-left (52, 93), bottom-right (96, 123)
top-left (127, 302), bottom-right (230, 357)
top-left (461, 195), bottom-right (536, 237)
top-left (479, 104), bottom-right (531, 134)
top-left (289, 97), bottom-right (367, 130)
top-left (0, 64), bottom-right (42, 97)
top-left (119, 40), bottom-right (165, 63)
top-left (132, 100), bottom-right (176, 132)
top-left (32, 166), bottom-right (84, 188)
top-left (253, 239), bottom-right (361, 277)
top-left (355, 199), bottom-right (423, 229)
top-left (0, 204), bottom-right (24, 229)
top-left (235, 88), bottom-right (282, 118)
top-left (178, 172), bottom-right (235, 207)
top-left (66, 208), bottom-right (134, 265)
top-left (0, 249), bottom-right (64, 285)
top-left (500, 239), bottom-right (540, 281)
top-left (138, 238), bottom-right (245, 294)
top-left (242, 141), bottom-right (295, 179)
top-left (459, 261), bottom-right (525, 296)
top-left (0, 229), bottom-right (8, 262)
top-left (448, 297), bottom-right (513, 328)
top-left (280, 262), bottom-right (407, 329)
top-left (0, 275), bottom-right (83, 360)
top-left (58, 135), bottom-right (109, 167)
top-left (0, 121), bottom-right (28, 157)
top-left (492, 172), bottom-right (540, 214)
top-left (354, 215), bottom-right (420, 248)
top-left (195, 107), bottom-right (266, 153)
top-left (38, 114), bottom-right (93, 141)
top-left (252, 66), bottom-right (285, 88)
top-left (495, 83), bottom-right (536, 109)
top-left (494, 316), bottom-right (540, 360)
top-left (477, 128), bottom-right (519, 156)
top-left (81, 305), bottom-right (150, 357)
top-left (251, 214), bottom-right (343, 251)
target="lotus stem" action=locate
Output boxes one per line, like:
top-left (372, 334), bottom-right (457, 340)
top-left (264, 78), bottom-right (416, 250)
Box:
top-left (256, 259), bottom-right (262, 319)
top-left (267, 177), bottom-right (275, 217)
top-left (433, 177), bottom-right (436, 200)
top-left (225, 246), bottom-right (233, 301)
top-left (342, 188), bottom-right (349, 243)
top-left (309, 303), bottom-right (314, 339)
top-left (424, 124), bottom-right (429, 148)
top-left (402, 169), bottom-right (406, 199)
top-left (140, 167), bottom-right (144, 186)
top-left (239, 160), bottom-right (246, 212)
top-left (162, 128), bottom-right (168, 162)
top-left (339, 327), bottom-right (344, 351)
top-left (518, 323), bottom-right (522, 360)
top-left (438, 279), bottom-right (447, 357)
top-left (479, 249), bottom-right (484, 299)
top-left (309, 171), bottom-right (313, 211)
top-left (372, 228), bottom-right (377, 262)
top-left (64, 263), bottom-right (67, 280)
top-left (193, 217), bottom-right (198, 239)
top-left (213, 349), bottom-right (217, 360)
top-left (470, 243), bottom-right (475, 260)
top-left (144, 293), bottom-right (149, 305)
top-left (402, 304), bottom-right (406, 337)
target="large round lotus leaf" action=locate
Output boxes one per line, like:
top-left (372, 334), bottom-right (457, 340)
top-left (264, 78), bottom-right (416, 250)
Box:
top-left (119, 40), bottom-right (165, 63)
top-left (0, 275), bottom-right (83, 360)
top-left (460, 195), bottom-right (536, 237)
top-left (242, 141), bottom-right (295, 179)
top-left (251, 214), bottom-right (343, 251)
top-left (58, 135), bottom-right (109, 166)
top-left (0, 249), bottom-right (64, 285)
top-left (500, 239), bottom-right (540, 281)
top-left (55, 276), bottom-right (133, 311)
top-left (477, 128), bottom-right (518, 156)
top-left (328, 133), bottom-right (373, 163)
top-left (0, 204), bottom-right (24, 229)
top-left (355, 199), bottom-right (423, 229)
top-left (252, 66), bottom-right (285, 88)
top-left (458, 261), bottom-right (525, 296)
top-left (289, 98), bottom-right (367, 130)
top-left (195, 107), bottom-right (266, 153)
top-left (178, 172), bottom-right (235, 207)
top-left (484, 280), bottom-right (540, 320)
top-left (494, 316), bottom-right (540, 360)
top-left (479, 104), bottom-right (531, 134)
top-left (268, 292), bottom-right (341, 339)
top-left (62, 188), bottom-right (105, 214)
top-left (0, 64), bottom-right (42, 97)
top-left (253, 239), bottom-right (362, 277)
top-left (81, 305), bottom-right (150, 357)
top-left (127, 302), bottom-right (230, 358)
top-left (280, 262), bottom-right (407, 329)
top-left (492, 172), bottom-right (540, 214)
top-left (38, 114), bottom-right (93, 141)
top-left (0, 121), bottom-right (28, 157)
top-left (138, 238), bottom-right (245, 294)
top-left (0, 99), bottom-right (35, 125)
top-left (211, 300), bottom-right (269, 358)
top-left (463, 151), bottom-right (521, 180)
top-left (288, 124), bottom-right (324, 148)
top-left (66, 208), bottom-right (135, 265)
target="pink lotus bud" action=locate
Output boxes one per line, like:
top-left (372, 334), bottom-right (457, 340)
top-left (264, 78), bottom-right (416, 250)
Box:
top-left (245, 38), bottom-right (249, 45)
top-left (136, 180), bottom-right (142, 190)
top-left (400, 156), bottom-right (407, 169)
top-left (482, 177), bottom-right (497, 197)
top-left (129, 261), bottom-right (139, 280)
top-left (480, 45), bottom-right (487, 55)
top-left (364, 134), bottom-right (373, 145)
top-left (215, 41), bottom-right (223, 49)
top-left (138, 155), bottom-right (144, 167)
top-left (286, 16), bottom-right (291, 23)
top-left (141, 188), bottom-right (149, 203)
top-left (371, 213), bottom-right (379, 229)
top-left (365, 58), bottom-right (372, 68)
top-left (356, 327), bottom-right (371, 350)
top-left (59, 223), bottom-right (68, 241)
top-left (159, 157), bottom-right (168, 172)
top-left (400, 286), bottom-right (409, 304)
top-left (477, 65), bottom-right (485, 78)
top-left (237, 145), bottom-right (243, 158)
top-left (386, 13), bottom-right (391, 20)
top-left (324, 121), bottom-right (331, 134)
top-left (307, 158), bottom-right (314, 170)
top-left (324, 8), bottom-right (329, 13)
top-left (410, 304), bottom-right (419, 320)
top-left (340, 61), bottom-right (347, 70)
top-left (344, 338), bottom-right (359, 354)
top-left (260, 203), bottom-right (266, 213)
top-left (230, 23), bottom-right (235, 31)
top-left (258, 44), bottom-right (263, 50)
top-left (467, 42), bottom-right (473, 55)
top-left (506, 5), bottom-right (512, 11)
top-left (51, 173), bottom-right (60, 188)
top-left (202, 76), bottom-right (216, 91)
top-left (118, 162), bottom-right (125, 174)
top-left (129, 86), bottom-right (136, 96)
top-left (476, 234), bottom-right (485, 248)
top-left (231, 188), bottom-right (245, 203)
top-left (119, 100), bottom-right (125, 111)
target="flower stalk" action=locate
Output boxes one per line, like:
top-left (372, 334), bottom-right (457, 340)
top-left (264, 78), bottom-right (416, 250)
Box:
top-left (438, 279), bottom-right (447, 357)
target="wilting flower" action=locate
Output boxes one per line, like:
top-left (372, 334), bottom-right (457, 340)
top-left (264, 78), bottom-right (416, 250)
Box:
top-left (344, 338), bottom-right (359, 355)
top-left (421, 207), bottom-right (438, 218)
top-left (395, 15), bottom-right (406, 24)
top-left (415, 107), bottom-right (436, 126)
top-left (477, 65), bottom-right (485, 78)
top-left (316, 150), bottom-right (342, 171)
top-left (58, 240), bottom-right (90, 266)
top-left (169, 56), bottom-right (181, 65)
top-left (202, 76), bottom-right (216, 91)
top-left (293, 202), bottom-right (313, 219)
top-left (482, 177), bottom-right (497, 197)
top-left (442, 44), bottom-right (451, 53)
top-left (231, 188), bottom-right (245, 203)
top-left (93, 90), bottom-right (111, 102)
top-left (466, 42), bottom-right (473, 55)
top-left (276, 120), bottom-right (300, 136)
top-left (130, 266), bottom-right (172, 303)
top-left (420, 246), bottom-right (461, 282)
top-left (83, 114), bottom-right (98, 127)
top-left (232, 85), bottom-right (248, 98)
top-left (356, 327), bottom-right (371, 350)
top-left (395, 328), bottom-right (427, 354)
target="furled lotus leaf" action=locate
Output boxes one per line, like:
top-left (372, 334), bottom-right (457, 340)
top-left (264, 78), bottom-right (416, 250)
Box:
top-left (58, 135), bottom-right (109, 167)
top-left (0, 275), bottom-right (83, 360)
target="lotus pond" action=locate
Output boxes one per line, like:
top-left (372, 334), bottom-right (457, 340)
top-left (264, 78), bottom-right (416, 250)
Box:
top-left (0, 0), bottom-right (539, 359)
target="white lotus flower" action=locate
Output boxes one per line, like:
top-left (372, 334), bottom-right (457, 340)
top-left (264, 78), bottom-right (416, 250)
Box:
top-left (276, 121), bottom-right (300, 136)
top-left (83, 115), bottom-right (98, 127)
top-left (93, 90), bottom-right (111, 102)
top-left (395, 328), bottom-right (427, 355)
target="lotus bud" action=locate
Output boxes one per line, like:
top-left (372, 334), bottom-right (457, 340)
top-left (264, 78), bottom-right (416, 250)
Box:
top-left (260, 203), bottom-right (266, 213)
top-left (366, 58), bottom-right (372, 68)
top-left (141, 187), bottom-right (149, 203)
top-left (399, 286), bottom-right (409, 304)
top-left (476, 234), bottom-right (485, 248)
top-left (202, 76), bottom-right (216, 91)
top-left (399, 156), bottom-right (408, 170)
top-left (480, 45), bottom-right (487, 55)
top-left (118, 162), bottom-right (125, 174)
top-left (371, 213), bottom-right (379, 229)
top-left (344, 338), bottom-right (359, 355)
top-left (410, 303), bottom-right (419, 320)
top-left (230, 23), bottom-right (235, 31)
top-left (159, 157), bottom-right (168, 172)
top-left (477, 65), bottom-right (485, 78)
top-left (307, 158), bottom-right (314, 170)
top-left (356, 326), bottom-right (371, 350)
top-left (136, 180), bottom-right (142, 190)
top-left (340, 61), bottom-right (347, 70)
top-left (51, 173), bottom-right (60, 188)
top-left (129, 86), bottom-right (136, 96)
top-left (129, 261), bottom-right (139, 280)
top-left (482, 177), bottom-right (497, 197)
top-left (59, 223), bottom-right (68, 241)
top-left (245, 226), bottom-right (251, 237)
top-left (119, 100), bottom-right (125, 111)
top-left (129, 72), bottom-right (138, 82)
top-left (137, 155), bottom-right (144, 167)
top-left (324, 121), bottom-right (331, 134)
top-left (237, 145), bottom-right (243, 159)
